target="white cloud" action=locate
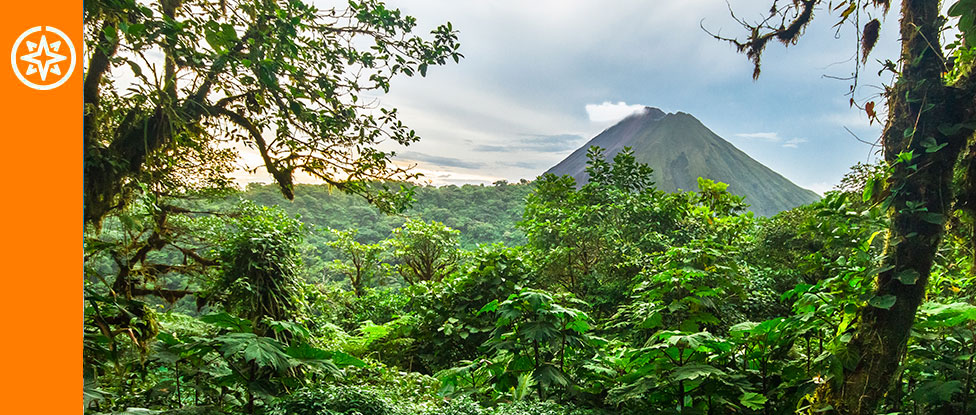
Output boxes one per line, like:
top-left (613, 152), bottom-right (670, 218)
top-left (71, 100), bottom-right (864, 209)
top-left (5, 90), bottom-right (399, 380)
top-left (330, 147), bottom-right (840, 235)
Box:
top-left (735, 132), bottom-right (782, 142)
top-left (585, 101), bottom-right (646, 122)
top-left (782, 138), bottom-right (808, 148)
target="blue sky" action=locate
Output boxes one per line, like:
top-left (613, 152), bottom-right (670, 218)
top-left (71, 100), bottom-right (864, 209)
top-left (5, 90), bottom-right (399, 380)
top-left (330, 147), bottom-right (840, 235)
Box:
top-left (325, 1), bottom-right (919, 193)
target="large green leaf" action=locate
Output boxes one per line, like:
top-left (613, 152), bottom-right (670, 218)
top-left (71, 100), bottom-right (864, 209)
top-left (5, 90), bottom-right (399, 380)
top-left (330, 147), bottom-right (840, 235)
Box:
top-left (565, 316), bottom-right (590, 333)
top-left (520, 291), bottom-right (555, 311)
top-left (911, 380), bottom-right (962, 404)
top-left (242, 337), bottom-right (293, 372)
top-left (919, 302), bottom-right (976, 327)
top-left (285, 343), bottom-right (345, 375)
top-left (201, 312), bottom-right (253, 333)
top-left (216, 333), bottom-right (292, 372)
top-left (358, 320), bottom-right (392, 345)
top-left (477, 299), bottom-right (499, 316)
top-left (671, 363), bottom-right (725, 382)
top-left (155, 331), bottom-right (181, 346)
top-left (330, 351), bottom-right (368, 368)
top-left (533, 364), bottom-right (570, 389)
top-left (518, 321), bottom-right (561, 343)
top-left (729, 321), bottom-right (759, 338)
top-left (216, 333), bottom-right (256, 356)
top-left (267, 319), bottom-right (311, 340)
top-left (507, 355), bottom-right (535, 372)
top-left (739, 392), bottom-right (768, 410)
top-left (868, 295), bottom-right (897, 310)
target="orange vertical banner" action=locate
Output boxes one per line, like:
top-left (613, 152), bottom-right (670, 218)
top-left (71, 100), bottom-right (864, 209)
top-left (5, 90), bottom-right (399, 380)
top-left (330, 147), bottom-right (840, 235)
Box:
top-left (0, 0), bottom-right (81, 413)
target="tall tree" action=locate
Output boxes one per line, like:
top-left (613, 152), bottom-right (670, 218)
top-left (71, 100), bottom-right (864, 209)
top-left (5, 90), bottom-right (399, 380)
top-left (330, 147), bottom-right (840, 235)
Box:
top-left (715, 1), bottom-right (976, 413)
top-left (83, 0), bottom-right (461, 224)
top-left (388, 218), bottom-right (461, 284)
top-left (520, 148), bottom-right (683, 301)
top-left (327, 228), bottom-right (386, 296)
top-left (206, 203), bottom-right (307, 333)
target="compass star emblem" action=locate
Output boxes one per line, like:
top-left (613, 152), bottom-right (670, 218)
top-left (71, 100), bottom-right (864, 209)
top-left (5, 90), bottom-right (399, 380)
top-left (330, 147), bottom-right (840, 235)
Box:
top-left (10, 26), bottom-right (76, 91)
top-left (19, 35), bottom-right (68, 82)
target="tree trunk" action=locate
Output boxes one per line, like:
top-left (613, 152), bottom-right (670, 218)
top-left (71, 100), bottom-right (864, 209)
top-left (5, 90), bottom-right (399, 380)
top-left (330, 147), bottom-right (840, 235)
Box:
top-left (814, 1), bottom-right (972, 413)
top-left (83, 9), bottom-right (254, 225)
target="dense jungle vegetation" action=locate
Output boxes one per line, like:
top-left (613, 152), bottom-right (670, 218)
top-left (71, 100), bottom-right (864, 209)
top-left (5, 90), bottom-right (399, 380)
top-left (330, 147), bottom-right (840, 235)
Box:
top-left (239, 181), bottom-right (532, 263)
top-left (85, 150), bottom-right (976, 415)
top-left (83, 0), bottom-right (976, 414)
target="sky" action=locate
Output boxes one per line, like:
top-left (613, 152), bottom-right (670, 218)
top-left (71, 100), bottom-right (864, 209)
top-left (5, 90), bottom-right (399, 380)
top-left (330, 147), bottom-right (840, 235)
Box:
top-left (289, 0), bottom-right (918, 194)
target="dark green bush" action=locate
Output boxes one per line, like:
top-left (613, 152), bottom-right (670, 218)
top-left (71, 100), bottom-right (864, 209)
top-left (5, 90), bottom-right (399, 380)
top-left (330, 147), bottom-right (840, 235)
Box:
top-left (431, 397), bottom-right (487, 415)
top-left (407, 244), bottom-right (526, 372)
top-left (269, 386), bottom-right (396, 415)
top-left (427, 399), bottom-right (616, 415)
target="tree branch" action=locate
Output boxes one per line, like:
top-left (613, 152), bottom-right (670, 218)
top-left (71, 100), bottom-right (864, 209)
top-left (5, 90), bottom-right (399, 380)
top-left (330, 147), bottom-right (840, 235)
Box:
top-left (208, 105), bottom-right (295, 199)
top-left (706, 0), bottom-right (817, 79)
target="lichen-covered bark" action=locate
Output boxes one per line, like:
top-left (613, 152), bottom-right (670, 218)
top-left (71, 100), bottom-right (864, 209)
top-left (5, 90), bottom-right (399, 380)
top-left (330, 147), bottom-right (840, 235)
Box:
top-left (814, 1), bottom-right (974, 413)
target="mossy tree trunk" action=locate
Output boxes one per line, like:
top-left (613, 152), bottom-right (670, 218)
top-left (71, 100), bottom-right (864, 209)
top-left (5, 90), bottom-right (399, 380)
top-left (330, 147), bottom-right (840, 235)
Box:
top-left (719, 0), bottom-right (975, 411)
top-left (813, 1), bottom-right (976, 413)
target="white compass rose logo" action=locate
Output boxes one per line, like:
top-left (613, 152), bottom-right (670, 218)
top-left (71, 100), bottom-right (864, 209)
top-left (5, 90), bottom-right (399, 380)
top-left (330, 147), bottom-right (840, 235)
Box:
top-left (10, 26), bottom-right (76, 91)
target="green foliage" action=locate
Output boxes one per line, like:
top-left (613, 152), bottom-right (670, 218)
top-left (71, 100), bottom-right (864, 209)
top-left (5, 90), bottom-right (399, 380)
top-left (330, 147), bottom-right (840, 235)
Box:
top-left (338, 364), bottom-right (443, 413)
top-left (947, 0), bottom-right (976, 82)
top-left (242, 182), bottom-right (531, 253)
top-left (585, 147), bottom-right (656, 193)
top-left (205, 202), bottom-right (308, 332)
top-left (438, 289), bottom-right (598, 401)
top-left (430, 397), bottom-right (613, 415)
top-left (520, 148), bottom-right (687, 312)
top-left (741, 209), bottom-right (827, 319)
top-left (609, 330), bottom-right (734, 410)
top-left (268, 386), bottom-right (397, 415)
top-left (85, 139), bottom-right (976, 415)
top-left (897, 284), bottom-right (976, 412)
top-left (407, 244), bottom-right (527, 372)
top-left (328, 228), bottom-right (389, 297)
top-left (338, 287), bottom-right (412, 330)
top-left (696, 177), bottom-right (747, 216)
top-left (612, 239), bottom-right (744, 346)
top-left (433, 397), bottom-right (490, 415)
top-left (84, 0), bottom-right (462, 223)
top-left (388, 218), bottom-right (462, 285)
top-left (217, 333), bottom-right (294, 373)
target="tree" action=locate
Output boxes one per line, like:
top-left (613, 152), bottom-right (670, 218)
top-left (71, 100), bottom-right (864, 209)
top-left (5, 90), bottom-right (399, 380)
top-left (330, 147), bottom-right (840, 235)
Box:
top-left (520, 171), bottom-right (600, 296)
top-left (327, 228), bottom-right (387, 297)
top-left (83, 0), bottom-right (461, 224)
top-left (206, 202), bottom-right (307, 334)
top-left (83, 191), bottom-right (217, 368)
top-left (695, 177), bottom-right (747, 217)
top-left (388, 218), bottom-right (461, 284)
top-left (406, 243), bottom-right (526, 372)
top-left (836, 162), bottom-right (886, 199)
top-left (715, 1), bottom-right (976, 413)
top-left (479, 289), bottom-right (595, 401)
top-left (520, 148), bottom-right (684, 304)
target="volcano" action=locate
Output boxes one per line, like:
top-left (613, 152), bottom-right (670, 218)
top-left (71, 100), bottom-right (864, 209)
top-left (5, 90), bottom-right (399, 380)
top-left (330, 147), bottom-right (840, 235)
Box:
top-left (546, 107), bottom-right (820, 216)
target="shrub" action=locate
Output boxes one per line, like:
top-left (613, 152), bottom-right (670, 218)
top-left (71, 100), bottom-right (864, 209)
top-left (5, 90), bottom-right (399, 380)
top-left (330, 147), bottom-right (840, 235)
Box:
top-left (429, 396), bottom-right (488, 415)
top-left (426, 399), bottom-right (614, 415)
top-left (269, 386), bottom-right (396, 415)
